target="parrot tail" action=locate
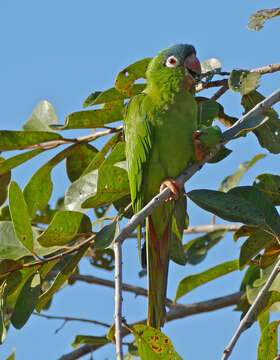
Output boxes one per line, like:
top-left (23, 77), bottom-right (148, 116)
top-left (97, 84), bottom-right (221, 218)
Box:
top-left (146, 215), bottom-right (170, 329)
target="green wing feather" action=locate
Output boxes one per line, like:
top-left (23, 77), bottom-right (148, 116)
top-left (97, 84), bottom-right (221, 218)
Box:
top-left (124, 93), bottom-right (153, 214)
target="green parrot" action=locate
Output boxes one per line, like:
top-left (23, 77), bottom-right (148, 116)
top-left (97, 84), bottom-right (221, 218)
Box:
top-left (124, 44), bottom-right (208, 329)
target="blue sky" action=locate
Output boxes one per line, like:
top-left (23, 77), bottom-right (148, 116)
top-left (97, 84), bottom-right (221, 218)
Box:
top-left (1, 1), bottom-right (280, 359)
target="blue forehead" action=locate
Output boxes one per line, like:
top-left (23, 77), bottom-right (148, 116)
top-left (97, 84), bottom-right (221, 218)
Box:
top-left (162, 44), bottom-right (196, 62)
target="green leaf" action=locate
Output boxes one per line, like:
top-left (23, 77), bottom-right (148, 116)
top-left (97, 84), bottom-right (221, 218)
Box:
top-left (258, 311), bottom-right (270, 333)
top-left (0, 131), bottom-right (63, 151)
top-left (66, 144), bottom-right (98, 182)
top-left (239, 231), bottom-right (275, 269)
top-left (36, 243), bottom-right (89, 312)
top-left (79, 141), bottom-right (129, 209)
top-left (115, 58), bottom-right (152, 93)
top-left (5, 352), bottom-right (15, 360)
top-left (54, 101), bottom-right (123, 130)
top-left (37, 210), bottom-right (92, 247)
top-left (219, 154), bottom-right (266, 192)
top-left (228, 186), bottom-right (280, 236)
top-left (64, 170), bottom-right (98, 213)
top-left (84, 84), bottom-right (146, 107)
top-left (254, 174), bottom-right (280, 206)
top-left (228, 70), bottom-right (260, 95)
top-left (0, 149), bottom-right (46, 175)
top-left (23, 165), bottom-right (53, 219)
top-left (174, 260), bottom-right (238, 302)
top-left (94, 219), bottom-right (119, 250)
top-left (0, 221), bottom-right (61, 260)
top-left (0, 283), bottom-right (7, 344)
top-left (71, 334), bottom-right (110, 348)
top-left (242, 90), bottom-right (280, 154)
top-left (7, 266), bottom-right (40, 307)
top-left (82, 91), bottom-right (102, 108)
top-left (185, 230), bottom-right (227, 265)
top-left (234, 225), bottom-right (260, 242)
top-left (197, 99), bottom-right (219, 126)
top-left (201, 58), bottom-right (222, 74)
top-left (22, 100), bottom-right (58, 132)
top-left (11, 272), bottom-right (41, 329)
top-left (102, 141), bottom-right (126, 166)
top-left (257, 321), bottom-right (280, 360)
top-left (207, 147), bottom-right (232, 164)
top-left (0, 259), bottom-right (24, 275)
top-left (23, 144), bottom-right (79, 218)
top-left (133, 324), bottom-right (182, 360)
top-left (6, 271), bottom-right (23, 295)
top-left (248, 7), bottom-right (280, 31)
top-left (9, 181), bottom-right (34, 253)
top-left (240, 264), bottom-right (260, 291)
top-left (39, 259), bottom-right (60, 279)
top-left (221, 112), bottom-right (270, 143)
top-left (0, 167), bottom-right (11, 206)
top-left (187, 189), bottom-right (266, 226)
top-left (82, 164), bottom-right (130, 208)
top-left (82, 132), bottom-right (121, 176)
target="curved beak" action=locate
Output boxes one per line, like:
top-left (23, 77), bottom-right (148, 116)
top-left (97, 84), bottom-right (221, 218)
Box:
top-left (184, 53), bottom-right (201, 89)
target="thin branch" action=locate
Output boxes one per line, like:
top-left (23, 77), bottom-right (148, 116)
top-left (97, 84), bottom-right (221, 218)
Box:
top-left (184, 224), bottom-right (240, 234)
top-left (58, 291), bottom-right (243, 360)
top-left (221, 88), bottom-right (280, 142)
top-left (196, 79), bottom-right (228, 92)
top-left (222, 257), bottom-right (280, 360)
top-left (250, 62), bottom-right (280, 74)
top-left (210, 84), bottom-right (229, 101)
top-left (57, 273), bottom-right (174, 306)
top-left (113, 240), bottom-right (123, 360)
top-left (125, 224), bottom-right (241, 238)
top-left (33, 312), bottom-right (110, 328)
top-left (20, 126), bottom-right (123, 150)
top-left (1, 234), bottom-right (96, 276)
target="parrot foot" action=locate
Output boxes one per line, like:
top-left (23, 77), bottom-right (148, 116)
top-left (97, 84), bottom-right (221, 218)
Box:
top-left (192, 130), bottom-right (209, 162)
top-left (160, 178), bottom-right (180, 201)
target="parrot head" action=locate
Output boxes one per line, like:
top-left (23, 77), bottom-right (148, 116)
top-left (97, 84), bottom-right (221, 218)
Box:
top-left (145, 44), bottom-right (201, 98)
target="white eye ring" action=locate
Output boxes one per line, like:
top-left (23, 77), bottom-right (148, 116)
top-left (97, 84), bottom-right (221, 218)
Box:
top-left (165, 56), bottom-right (179, 68)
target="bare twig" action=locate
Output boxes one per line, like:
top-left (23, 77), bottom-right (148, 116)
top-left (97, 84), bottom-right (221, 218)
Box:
top-left (197, 62), bottom-right (280, 100)
top-left (56, 273), bottom-right (173, 306)
top-left (250, 62), bottom-right (280, 74)
top-left (184, 223), bottom-right (240, 234)
top-left (125, 223), bottom-right (241, 238)
top-left (222, 257), bottom-right (280, 360)
top-left (1, 234), bottom-right (96, 276)
top-left (211, 84), bottom-right (229, 101)
top-left (196, 79), bottom-right (228, 92)
top-left (58, 291), bottom-right (243, 360)
top-left (113, 240), bottom-right (123, 360)
top-left (33, 312), bottom-right (110, 328)
top-left (20, 126), bottom-right (123, 150)
top-left (221, 88), bottom-right (280, 142)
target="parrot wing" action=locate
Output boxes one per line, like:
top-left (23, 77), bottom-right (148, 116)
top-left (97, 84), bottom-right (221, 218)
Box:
top-left (124, 93), bottom-right (154, 214)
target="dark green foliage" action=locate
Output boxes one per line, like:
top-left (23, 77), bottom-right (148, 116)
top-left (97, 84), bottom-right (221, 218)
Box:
top-left (11, 272), bottom-right (41, 329)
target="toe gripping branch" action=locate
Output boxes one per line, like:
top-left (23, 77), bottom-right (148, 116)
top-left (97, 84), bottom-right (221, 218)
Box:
top-left (160, 179), bottom-right (180, 201)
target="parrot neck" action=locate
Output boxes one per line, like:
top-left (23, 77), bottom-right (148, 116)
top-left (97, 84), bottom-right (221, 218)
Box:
top-left (144, 73), bottom-right (191, 107)
top-left (144, 83), bottom-right (192, 108)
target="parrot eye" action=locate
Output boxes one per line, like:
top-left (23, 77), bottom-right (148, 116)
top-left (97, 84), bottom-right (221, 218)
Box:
top-left (165, 56), bottom-right (179, 68)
